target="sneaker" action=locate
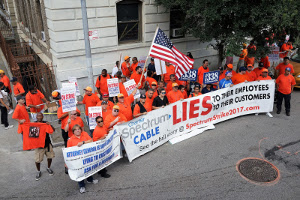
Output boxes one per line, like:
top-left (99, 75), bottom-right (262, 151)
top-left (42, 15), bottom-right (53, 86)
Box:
top-left (101, 173), bottom-right (111, 178)
top-left (8, 109), bottom-right (14, 115)
top-left (36, 171), bottom-right (41, 181)
top-left (47, 168), bottom-right (54, 175)
top-left (79, 187), bottom-right (86, 194)
top-left (4, 125), bottom-right (14, 130)
top-left (87, 179), bottom-right (98, 184)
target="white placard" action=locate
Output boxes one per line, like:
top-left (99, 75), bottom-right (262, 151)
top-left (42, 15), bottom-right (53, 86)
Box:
top-left (61, 84), bottom-right (76, 113)
top-left (68, 77), bottom-right (80, 96)
top-left (88, 106), bottom-right (102, 130)
top-left (107, 78), bottom-right (120, 97)
top-left (123, 79), bottom-right (140, 100)
top-left (154, 59), bottom-right (166, 75)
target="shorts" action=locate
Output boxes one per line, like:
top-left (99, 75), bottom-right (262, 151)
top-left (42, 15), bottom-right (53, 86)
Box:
top-left (35, 145), bottom-right (55, 163)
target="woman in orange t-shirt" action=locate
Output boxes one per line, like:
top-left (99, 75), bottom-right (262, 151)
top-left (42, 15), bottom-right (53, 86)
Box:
top-left (64, 110), bottom-right (84, 138)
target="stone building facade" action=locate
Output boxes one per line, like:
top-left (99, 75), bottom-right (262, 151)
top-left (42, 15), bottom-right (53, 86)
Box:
top-left (9, 0), bottom-right (218, 91)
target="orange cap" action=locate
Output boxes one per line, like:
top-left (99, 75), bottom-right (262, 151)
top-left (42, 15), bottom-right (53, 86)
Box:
top-left (243, 43), bottom-right (247, 47)
top-left (113, 105), bottom-right (120, 110)
top-left (227, 64), bottom-right (233, 69)
top-left (172, 83), bottom-right (179, 87)
top-left (52, 91), bottom-right (59, 98)
top-left (247, 64), bottom-right (253, 68)
top-left (151, 81), bottom-right (157, 85)
top-left (84, 86), bottom-right (92, 92)
top-left (262, 68), bottom-right (268, 72)
top-left (124, 56), bottom-right (130, 61)
top-left (117, 93), bottom-right (124, 98)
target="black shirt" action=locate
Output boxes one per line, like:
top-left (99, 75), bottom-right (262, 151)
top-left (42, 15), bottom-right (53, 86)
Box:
top-left (40, 121), bottom-right (52, 149)
top-left (152, 96), bottom-right (169, 108)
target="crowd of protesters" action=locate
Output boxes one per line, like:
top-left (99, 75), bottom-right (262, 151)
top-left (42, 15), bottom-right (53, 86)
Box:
top-left (0, 40), bottom-right (297, 193)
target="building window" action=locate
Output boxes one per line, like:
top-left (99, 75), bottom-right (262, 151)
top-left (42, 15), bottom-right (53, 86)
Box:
top-left (170, 7), bottom-right (185, 39)
top-left (117, 0), bottom-right (142, 43)
top-left (36, 0), bottom-right (44, 32)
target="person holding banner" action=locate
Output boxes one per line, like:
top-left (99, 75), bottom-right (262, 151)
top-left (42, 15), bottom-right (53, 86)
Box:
top-left (276, 57), bottom-right (295, 76)
top-left (67, 124), bottom-right (98, 193)
top-left (25, 85), bottom-right (49, 121)
top-left (133, 94), bottom-right (148, 118)
top-left (130, 66), bottom-right (145, 90)
top-left (189, 85), bottom-right (202, 97)
top-left (164, 62), bottom-right (175, 84)
top-left (246, 64), bottom-right (258, 81)
top-left (276, 67), bottom-right (296, 116)
top-left (144, 89), bottom-right (155, 112)
top-left (257, 69), bottom-right (272, 80)
top-left (104, 105), bottom-right (127, 129)
top-left (152, 88), bottom-right (169, 110)
top-left (219, 72), bottom-right (234, 89)
top-left (197, 59), bottom-right (210, 85)
top-left (117, 84), bottom-right (139, 121)
top-left (167, 83), bottom-right (184, 104)
top-left (232, 67), bottom-right (249, 85)
top-left (95, 69), bottom-right (112, 98)
top-left (64, 110), bottom-right (84, 138)
top-left (121, 56), bottom-right (131, 78)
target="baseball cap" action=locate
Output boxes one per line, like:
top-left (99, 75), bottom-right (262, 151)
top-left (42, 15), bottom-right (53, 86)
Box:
top-left (140, 94), bottom-right (146, 99)
top-left (84, 86), bottom-right (92, 92)
top-left (243, 43), bottom-right (247, 47)
top-left (52, 91), bottom-right (59, 98)
top-left (285, 67), bottom-right (291, 72)
top-left (103, 93), bottom-right (109, 98)
top-left (227, 64), bottom-right (233, 69)
top-left (151, 81), bottom-right (157, 85)
top-left (172, 83), bottom-right (179, 87)
top-left (10, 77), bottom-right (18, 82)
top-left (262, 68), bottom-right (268, 73)
top-left (225, 71), bottom-right (233, 77)
top-left (124, 56), bottom-right (130, 60)
top-left (151, 58), bottom-right (154, 61)
top-left (113, 105), bottom-right (120, 110)
top-left (0, 70), bottom-right (4, 74)
top-left (239, 66), bottom-right (247, 71)
top-left (247, 64), bottom-right (253, 68)
top-left (117, 93), bottom-right (124, 98)
top-left (101, 101), bottom-right (108, 105)
top-left (16, 95), bottom-right (25, 101)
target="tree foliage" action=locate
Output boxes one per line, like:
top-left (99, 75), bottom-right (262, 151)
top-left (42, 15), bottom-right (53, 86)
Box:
top-left (155, 0), bottom-right (300, 65)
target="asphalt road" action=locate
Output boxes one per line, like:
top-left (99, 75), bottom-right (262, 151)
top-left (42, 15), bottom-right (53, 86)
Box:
top-left (1, 89), bottom-right (299, 200)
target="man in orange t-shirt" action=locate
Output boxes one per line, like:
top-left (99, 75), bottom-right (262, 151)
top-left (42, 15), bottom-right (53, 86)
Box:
top-left (99, 100), bottom-right (111, 121)
top-left (133, 94), bottom-right (147, 118)
top-left (95, 69), bottom-right (112, 97)
top-left (237, 44), bottom-right (248, 70)
top-left (93, 116), bottom-right (108, 141)
top-left (130, 66), bottom-right (145, 89)
top-left (253, 62), bottom-right (265, 77)
top-left (276, 67), bottom-right (296, 116)
top-left (0, 70), bottom-right (11, 93)
top-left (119, 75), bottom-right (128, 98)
top-left (232, 67), bottom-right (249, 85)
top-left (12, 95), bottom-right (30, 133)
top-left (146, 82), bottom-right (158, 99)
top-left (121, 56), bottom-right (131, 78)
top-left (145, 71), bottom-right (156, 88)
top-left (245, 65), bottom-right (257, 81)
top-left (144, 89), bottom-right (155, 112)
top-left (104, 105), bottom-right (127, 129)
top-left (260, 55), bottom-right (270, 68)
top-left (164, 62), bottom-right (175, 84)
top-left (276, 57), bottom-right (294, 76)
top-left (197, 59), bottom-right (209, 84)
top-left (26, 85), bottom-right (49, 121)
top-left (223, 64), bottom-right (237, 77)
top-left (10, 77), bottom-right (25, 98)
top-left (166, 74), bottom-right (181, 94)
top-left (130, 57), bottom-right (139, 72)
top-left (96, 93), bottom-right (114, 110)
top-left (64, 110), bottom-right (84, 138)
top-left (280, 41), bottom-right (293, 58)
top-left (257, 68), bottom-right (272, 81)
top-left (167, 83), bottom-right (184, 103)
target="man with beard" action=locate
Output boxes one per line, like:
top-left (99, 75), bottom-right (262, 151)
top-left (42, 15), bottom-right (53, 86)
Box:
top-left (133, 94), bottom-right (148, 118)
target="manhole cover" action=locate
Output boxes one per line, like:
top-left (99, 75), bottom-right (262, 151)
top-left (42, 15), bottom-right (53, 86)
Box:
top-left (237, 158), bottom-right (279, 183)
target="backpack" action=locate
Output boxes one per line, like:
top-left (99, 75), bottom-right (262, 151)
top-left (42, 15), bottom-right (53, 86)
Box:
top-left (98, 74), bottom-right (112, 81)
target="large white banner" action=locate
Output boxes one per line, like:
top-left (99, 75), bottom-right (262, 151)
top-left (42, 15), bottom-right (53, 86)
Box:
top-left (107, 78), bottom-right (120, 97)
top-left (116, 80), bottom-right (275, 162)
top-left (88, 106), bottom-right (102, 129)
top-left (63, 129), bottom-right (122, 181)
top-left (61, 83), bottom-right (76, 113)
top-left (124, 79), bottom-right (140, 99)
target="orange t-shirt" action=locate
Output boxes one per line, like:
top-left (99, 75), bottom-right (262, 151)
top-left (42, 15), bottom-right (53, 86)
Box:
top-left (280, 43), bottom-right (293, 58)
top-left (93, 126), bottom-right (108, 142)
top-left (146, 90), bottom-right (158, 100)
top-left (246, 71), bottom-right (257, 82)
top-left (166, 80), bottom-right (181, 94)
top-left (260, 56), bottom-right (270, 68)
top-left (117, 94), bottom-right (134, 121)
top-left (164, 65), bottom-right (175, 83)
top-left (57, 107), bottom-right (80, 129)
top-left (239, 49), bottom-right (248, 60)
top-left (133, 103), bottom-right (147, 117)
top-left (245, 56), bottom-right (255, 66)
top-left (121, 62), bottom-right (131, 77)
top-left (130, 72), bottom-right (145, 89)
top-left (130, 63), bottom-right (138, 72)
top-left (104, 113), bottom-right (127, 129)
top-left (119, 82), bottom-right (128, 98)
top-left (96, 100), bottom-right (114, 110)
top-left (253, 68), bottom-right (265, 77)
top-left (275, 63), bottom-right (294, 75)
top-left (82, 93), bottom-right (100, 115)
top-left (189, 92), bottom-right (202, 98)
top-left (256, 75), bottom-right (272, 81)
top-left (12, 104), bottom-right (30, 133)
top-left (276, 74), bottom-right (296, 94)
top-left (197, 66), bottom-right (209, 84)
top-left (181, 90), bottom-right (188, 99)
top-left (25, 90), bottom-right (45, 113)
top-left (64, 117), bottom-right (84, 138)
top-left (219, 72), bottom-right (225, 81)
top-left (13, 82), bottom-right (25, 96)
top-left (19, 122), bottom-right (54, 150)
top-left (95, 75), bottom-right (111, 95)
top-left (232, 73), bottom-right (249, 85)
top-left (167, 90), bottom-right (184, 104)
top-left (145, 77), bottom-right (156, 86)
top-left (144, 94), bottom-right (155, 112)
top-left (67, 131), bottom-right (92, 148)
top-left (0, 75), bottom-right (11, 93)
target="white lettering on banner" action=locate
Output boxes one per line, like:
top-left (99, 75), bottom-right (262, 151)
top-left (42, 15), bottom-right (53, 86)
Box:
top-left (62, 130), bottom-right (122, 181)
top-left (107, 78), bottom-right (120, 97)
top-left (61, 83), bottom-right (77, 113)
top-left (116, 80), bottom-right (275, 162)
top-left (88, 106), bottom-right (102, 130)
top-left (124, 79), bottom-right (140, 99)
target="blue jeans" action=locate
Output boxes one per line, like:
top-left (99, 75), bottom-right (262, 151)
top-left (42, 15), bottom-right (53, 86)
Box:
top-left (78, 176), bottom-right (93, 188)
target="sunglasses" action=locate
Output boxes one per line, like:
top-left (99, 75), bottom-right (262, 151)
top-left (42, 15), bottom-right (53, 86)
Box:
top-left (151, 84), bottom-right (157, 86)
top-left (113, 109), bottom-right (119, 112)
top-left (97, 120), bottom-right (103, 123)
top-left (71, 113), bottom-right (77, 115)
top-left (161, 92), bottom-right (166, 94)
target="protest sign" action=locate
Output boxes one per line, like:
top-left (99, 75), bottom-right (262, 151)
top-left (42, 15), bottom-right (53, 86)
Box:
top-left (107, 78), bottom-right (120, 97)
top-left (63, 130), bottom-right (122, 181)
top-left (68, 77), bottom-right (80, 96)
top-left (61, 83), bottom-right (76, 113)
top-left (124, 79), bottom-right (140, 100)
top-left (179, 69), bottom-right (198, 81)
top-left (138, 56), bottom-right (147, 67)
top-left (88, 106), bottom-right (102, 129)
top-left (116, 80), bottom-right (275, 162)
top-left (268, 46), bottom-right (280, 62)
top-left (203, 71), bottom-right (220, 84)
top-left (154, 59), bottom-right (166, 75)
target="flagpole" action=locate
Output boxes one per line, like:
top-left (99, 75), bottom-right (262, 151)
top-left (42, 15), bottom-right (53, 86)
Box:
top-left (160, 60), bottom-right (164, 82)
top-left (118, 53), bottom-right (122, 71)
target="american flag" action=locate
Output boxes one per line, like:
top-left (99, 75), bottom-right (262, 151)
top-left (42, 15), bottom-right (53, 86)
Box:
top-left (149, 28), bottom-right (194, 79)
